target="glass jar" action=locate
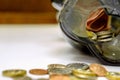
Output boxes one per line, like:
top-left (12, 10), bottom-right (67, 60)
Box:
top-left (51, 0), bottom-right (120, 66)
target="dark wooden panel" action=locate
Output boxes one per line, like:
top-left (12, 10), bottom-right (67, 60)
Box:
top-left (0, 12), bottom-right (57, 24)
top-left (0, 0), bottom-right (55, 12)
top-left (0, 0), bottom-right (57, 23)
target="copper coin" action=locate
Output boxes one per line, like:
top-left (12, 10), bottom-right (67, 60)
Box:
top-left (50, 74), bottom-right (70, 80)
top-left (37, 78), bottom-right (49, 80)
top-left (89, 63), bottom-right (107, 77)
top-left (29, 69), bottom-right (48, 75)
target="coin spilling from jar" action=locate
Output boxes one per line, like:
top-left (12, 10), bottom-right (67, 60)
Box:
top-left (86, 8), bottom-right (120, 43)
top-left (2, 63), bottom-right (120, 80)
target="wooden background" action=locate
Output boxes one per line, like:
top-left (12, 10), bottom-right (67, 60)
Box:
top-left (0, 0), bottom-right (57, 24)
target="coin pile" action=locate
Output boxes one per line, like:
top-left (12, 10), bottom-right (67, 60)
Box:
top-left (2, 63), bottom-right (120, 80)
top-left (96, 30), bottom-right (114, 42)
top-left (87, 30), bottom-right (114, 43)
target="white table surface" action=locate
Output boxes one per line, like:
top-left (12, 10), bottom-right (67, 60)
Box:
top-left (0, 24), bottom-right (119, 80)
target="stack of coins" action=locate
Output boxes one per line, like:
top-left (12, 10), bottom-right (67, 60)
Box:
top-left (86, 30), bottom-right (114, 43)
top-left (96, 30), bottom-right (114, 42)
top-left (47, 63), bottom-right (89, 80)
top-left (2, 63), bottom-right (120, 80)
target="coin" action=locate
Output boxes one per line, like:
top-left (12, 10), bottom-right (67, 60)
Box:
top-left (97, 37), bottom-right (113, 42)
top-left (29, 69), bottom-right (48, 75)
top-left (96, 31), bottom-right (112, 36)
top-left (89, 63), bottom-right (107, 77)
top-left (86, 31), bottom-right (97, 40)
top-left (48, 68), bottom-right (72, 75)
top-left (2, 69), bottom-right (26, 78)
top-left (70, 76), bottom-right (86, 80)
top-left (97, 35), bottom-right (112, 39)
top-left (50, 74), bottom-right (70, 80)
top-left (66, 63), bottom-right (89, 71)
top-left (13, 76), bottom-right (32, 80)
top-left (48, 64), bottom-right (66, 69)
top-left (106, 72), bottom-right (120, 80)
top-left (37, 78), bottom-right (49, 80)
top-left (72, 69), bottom-right (97, 79)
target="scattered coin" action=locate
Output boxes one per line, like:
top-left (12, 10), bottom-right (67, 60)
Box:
top-left (2, 69), bottom-right (26, 78)
top-left (48, 68), bottom-right (72, 75)
top-left (13, 76), bottom-right (32, 80)
top-left (37, 78), bottom-right (49, 80)
top-left (29, 69), bottom-right (48, 75)
top-left (1, 63), bottom-right (119, 80)
top-left (106, 72), bottom-right (120, 80)
top-left (66, 63), bottom-right (89, 71)
top-left (89, 63), bottom-right (108, 77)
top-left (47, 64), bottom-right (67, 74)
top-left (70, 76), bottom-right (86, 80)
top-left (50, 74), bottom-right (70, 80)
top-left (72, 69), bottom-right (97, 79)
top-left (48, 64), bottom-right (66, 69)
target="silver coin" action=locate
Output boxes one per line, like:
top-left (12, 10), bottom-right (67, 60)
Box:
top-left (97, 38), bottom-right (113, 42)
top-left (96, 31), bottom-right (112, 36)
top-left (97, 35), bottom-right (112, 39)
top-left (48, 64), bottom-right (66, 69)
top-left (48, 68), bottom-right (72, 75)
top-left (66, 63), bottom-right (89, 71)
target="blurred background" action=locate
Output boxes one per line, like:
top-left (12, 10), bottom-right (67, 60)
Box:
top-left (0, 0), bottom-right (57, 24)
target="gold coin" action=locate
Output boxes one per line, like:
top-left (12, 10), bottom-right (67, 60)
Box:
top-left (86, 31), bottom-right (97, 40)
top-left (29, 69), bottom-right (48, 75)
top-left (50, 74), bottom-right (70, 80)
top-left (70, 76), bottom-right (87, 80)
top-left (2, 69), bottom-right (26, 78)
top-left (72, 69), bottom-right (97, 79)
top-left (89, 63), bottom-right (107, 77)
top-left (106, 72), bottom-right (120, 80)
